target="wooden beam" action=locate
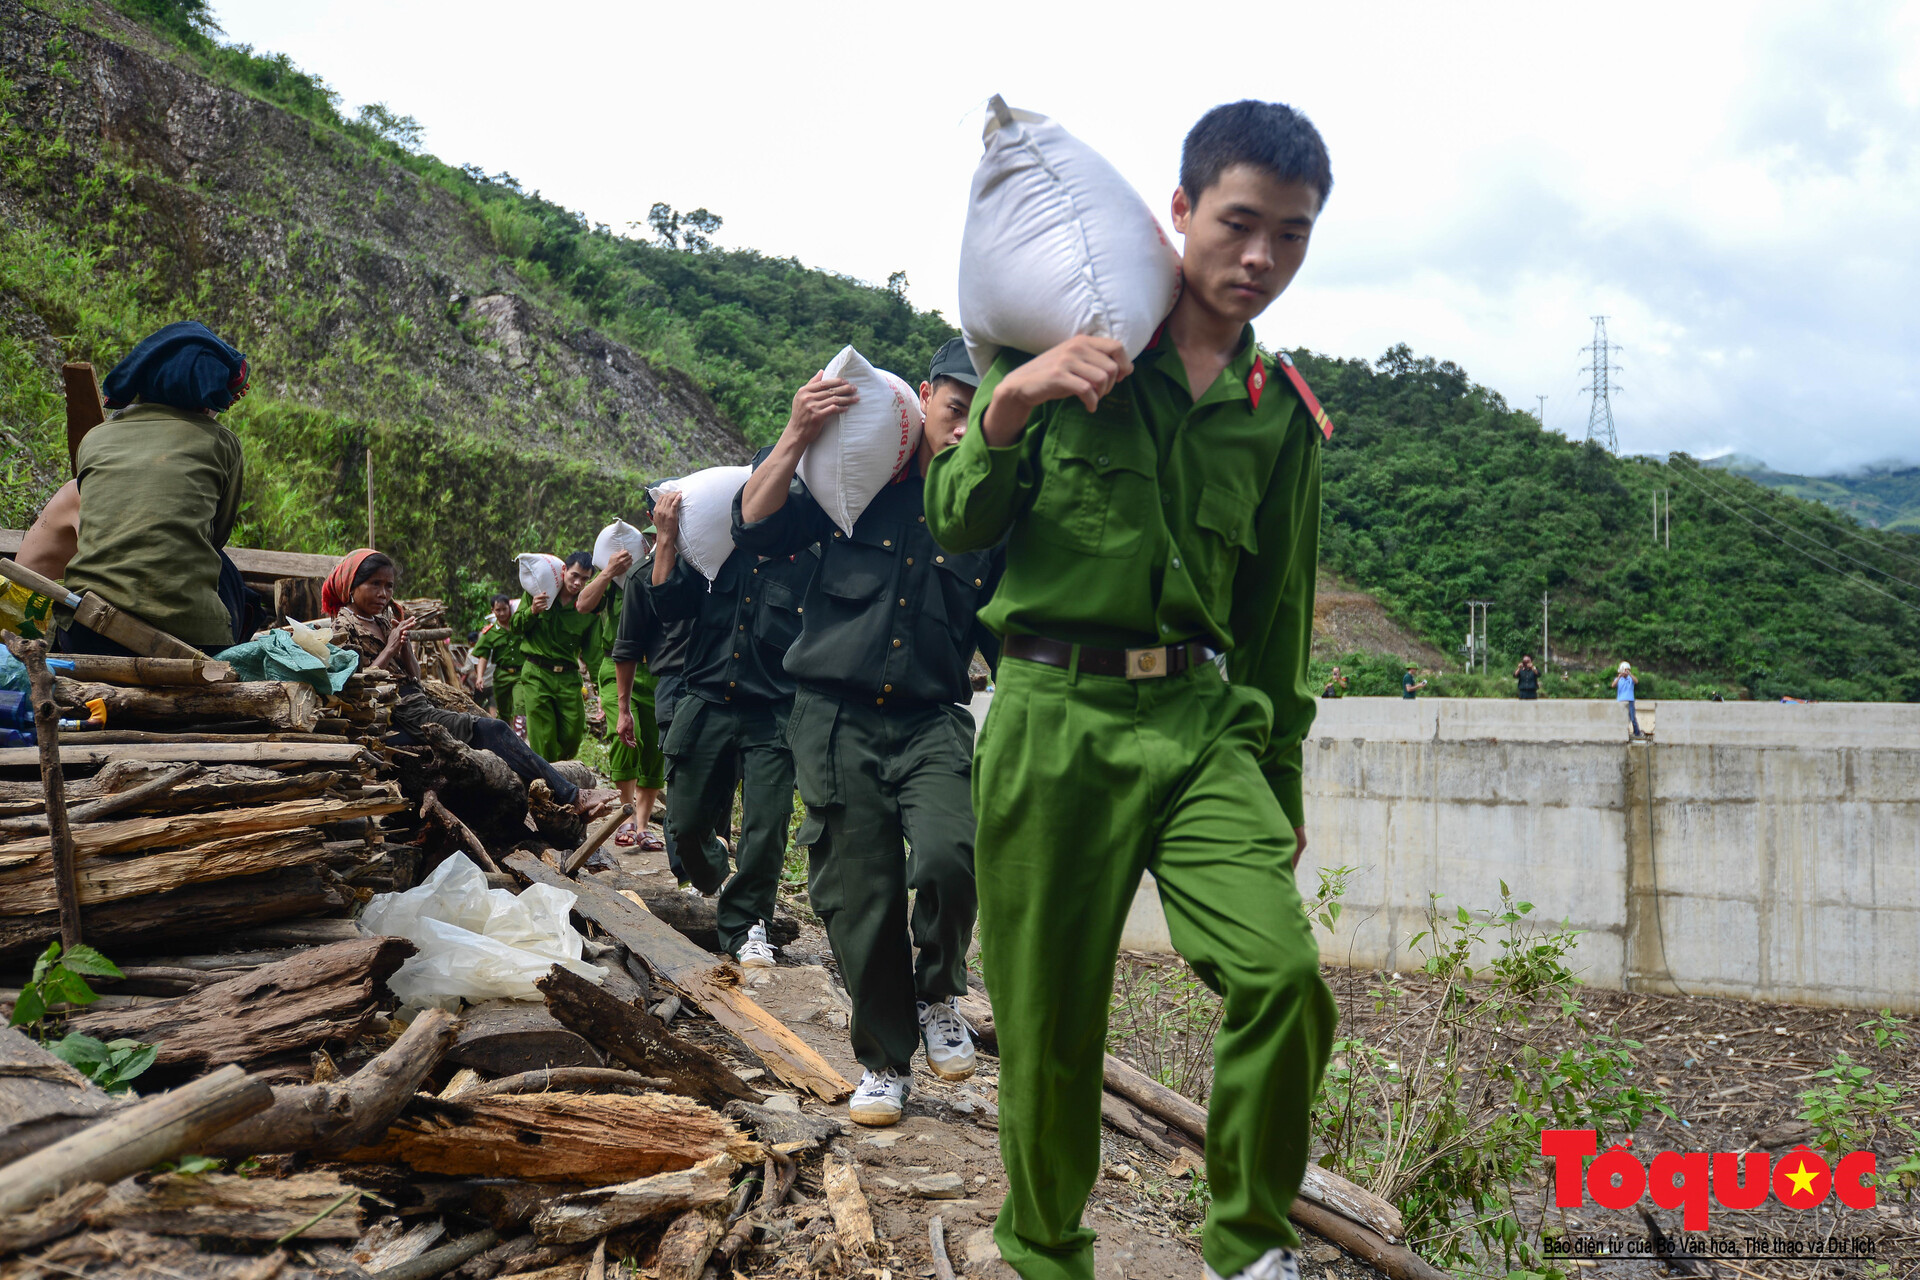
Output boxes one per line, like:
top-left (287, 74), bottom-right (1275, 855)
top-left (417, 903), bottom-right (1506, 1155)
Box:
top-left (0, 741), bottom-right (372, 769)
top-left (0, 1064), bottom-right (272, 1218)
top-left (0, 829), bottom-right (329, 914)
top-left (61, 363), bottom-right (103, 477)
top-left (0, 532), bottom-right (346, 584)
top-left (55, 656), bottom-right (235, 686)
top-left (5, 639), bottom-right (80, 949)
top-left (0, 790), bottom-right (403, 866)
top-left (507, 853), bottom-right (853, 1103)
top-left (530, 1153), bottom-right (737, 1244)
top-left (0, 865), bottom-right (349, 961)
top-left (56, 677), bottom-right (322, 732)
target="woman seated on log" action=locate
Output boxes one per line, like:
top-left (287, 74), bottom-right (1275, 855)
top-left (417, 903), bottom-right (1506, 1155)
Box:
top-left (58, 321), bottom-right (259, 655)
top-left (325, 549), bottom-right (602, 816)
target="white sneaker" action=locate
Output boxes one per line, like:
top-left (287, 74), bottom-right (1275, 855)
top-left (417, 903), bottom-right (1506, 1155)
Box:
top-left (848, 1068), bottom-right (908, 1127)
top-left (1205, 1248), bottom-right (1300, 1280)
top-left (737, 922), bottom-right (777, 968)
top-left (917, 997), bottom-right (977, 1081)
top-left (678, 881), bottom-right (703, 897)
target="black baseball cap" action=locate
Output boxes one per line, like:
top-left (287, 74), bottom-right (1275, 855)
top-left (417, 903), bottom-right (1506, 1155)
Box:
top-left (928, 338), bottom-right (980, 388)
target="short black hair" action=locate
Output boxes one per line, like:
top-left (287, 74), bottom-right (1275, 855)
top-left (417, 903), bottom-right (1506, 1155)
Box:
top-left (928, 374), bottom-right (974, 397)
top-left (564, 551), bottom-right (594, 572)
top-left (492, 593), bottom-right (512, 606)
top-left (1180, 101), bottom-right (1332, 209)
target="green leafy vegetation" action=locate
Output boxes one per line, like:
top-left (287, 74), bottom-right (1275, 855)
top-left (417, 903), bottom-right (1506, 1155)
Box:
top-left (7, 942), bottom-right (159, 1093)
top-left (1797, 1011), bottom-right (1918, 1198)
top-left (1713, 455), bottom-right (1920, 534)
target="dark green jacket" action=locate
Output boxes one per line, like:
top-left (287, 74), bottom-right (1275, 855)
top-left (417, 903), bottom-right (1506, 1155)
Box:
top-left (733, 473), bottom-right (1001, 709)
top-left (649, 547), bottom-right (815, 708)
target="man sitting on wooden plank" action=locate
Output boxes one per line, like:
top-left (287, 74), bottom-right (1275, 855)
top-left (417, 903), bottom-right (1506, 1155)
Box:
top-left (57, 322), bottom-right (257, 656)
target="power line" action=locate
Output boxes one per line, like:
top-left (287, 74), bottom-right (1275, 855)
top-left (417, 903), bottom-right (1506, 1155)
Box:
top-left (1580, 316), bottom-right (1622, 452)
top-left (1676, 455), bottom-right (1920, 573)
top-left (1665, 465), bottom-right (1920, 616)
top-left (1671, 457), bottom-right (1920, 588)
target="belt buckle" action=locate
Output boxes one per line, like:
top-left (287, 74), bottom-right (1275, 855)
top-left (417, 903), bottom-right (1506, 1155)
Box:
top-left (1125, 646), bottom-right (1168, 680)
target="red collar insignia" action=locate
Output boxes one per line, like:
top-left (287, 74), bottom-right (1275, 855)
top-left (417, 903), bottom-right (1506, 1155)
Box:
top-left (1277, 352), bottom-right (1333, 439)
top-left (1247, 355), bottom-right (1266, 409)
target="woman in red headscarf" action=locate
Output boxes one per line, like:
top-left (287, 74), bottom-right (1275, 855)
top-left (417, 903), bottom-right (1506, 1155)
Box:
top-left (327, 549), bottom-right (602, 816)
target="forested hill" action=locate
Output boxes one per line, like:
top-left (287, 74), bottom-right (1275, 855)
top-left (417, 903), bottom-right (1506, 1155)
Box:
top-left (1299, 347), bottom-right (1920, 701)
top-left (4, 1), bottom-right (1916, 699)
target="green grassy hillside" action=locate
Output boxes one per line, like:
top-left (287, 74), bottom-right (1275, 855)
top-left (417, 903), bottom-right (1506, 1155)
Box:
top-left (1706, 456), bottom-right (1920, 535)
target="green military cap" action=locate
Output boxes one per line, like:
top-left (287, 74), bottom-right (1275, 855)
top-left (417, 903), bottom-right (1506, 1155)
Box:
top-left (928, 337), bottom-right (980, 388)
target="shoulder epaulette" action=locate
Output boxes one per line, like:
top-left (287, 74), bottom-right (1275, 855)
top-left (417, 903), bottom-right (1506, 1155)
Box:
top-left (1277, 353), bottom-right (1333, 440)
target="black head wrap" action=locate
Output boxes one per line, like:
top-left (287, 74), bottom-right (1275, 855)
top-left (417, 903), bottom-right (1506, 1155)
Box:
top-left (101, 321), bottom-right (250, 412)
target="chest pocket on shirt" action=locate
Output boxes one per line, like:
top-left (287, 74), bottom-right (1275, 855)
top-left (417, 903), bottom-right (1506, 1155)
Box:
top-left (1195, 483), bottom-right (1259, 555)
top-left (928, 549), bottom-right (994, 638)
top-left (818, 523), bottom-right (899, 601)
top-left (1031, 417), bottom-right (1155, 559)
top-left (753, 575), bottom-right (804, 653)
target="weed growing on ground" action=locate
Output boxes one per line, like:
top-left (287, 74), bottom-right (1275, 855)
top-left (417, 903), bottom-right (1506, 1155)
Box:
top-left (8, 942), bottom-right (158, 1093)
top-left (1798, 1010), bottom-right (1918, 1198)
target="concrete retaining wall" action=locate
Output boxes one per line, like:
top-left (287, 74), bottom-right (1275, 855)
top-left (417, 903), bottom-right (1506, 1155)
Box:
top-left (1116, 698), bottom-right (1920, 1013)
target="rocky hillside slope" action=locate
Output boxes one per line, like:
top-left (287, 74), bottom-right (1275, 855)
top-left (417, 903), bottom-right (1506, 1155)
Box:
top-left (1, 0), bottom-right (748, 605)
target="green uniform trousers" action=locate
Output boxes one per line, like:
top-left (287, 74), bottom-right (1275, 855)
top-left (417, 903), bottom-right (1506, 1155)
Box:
top-left (787, 688), bottom-right (978, 1074)
top-left (662, 697), bottom-right (795, 959)
top-left (519, 661), bottom-right (586, 763)
top-left (597, 660), bottom-right (665, 787)
top-left (975, 656), bottom-right (1336, 1280)
top-left (492, 673), bottom-right (517, 722)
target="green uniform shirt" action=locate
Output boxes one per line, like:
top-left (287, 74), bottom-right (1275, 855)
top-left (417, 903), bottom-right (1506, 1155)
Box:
top-left (472, 618), bottom-right (525, 674)
top-left (509, 589), bottom-right (597, 670)
top-left (924, 325), bottom-right (1322, 826)
top-left (731, 473), bottom-right (1003, 709)
top-left (63, 403), bottom-right (245, 647)
top-left (586, 582), bottom-right (621, 673)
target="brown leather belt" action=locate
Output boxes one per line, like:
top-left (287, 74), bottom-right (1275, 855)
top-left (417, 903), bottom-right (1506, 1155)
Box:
top-left (1002, 635), bottom-right (1220, 680)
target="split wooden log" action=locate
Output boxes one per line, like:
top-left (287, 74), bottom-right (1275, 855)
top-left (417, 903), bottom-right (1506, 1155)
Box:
top-left (59, 762), bottom-right (203, 826)
top-left (510, 853), bottom-right (852, 1103)
top-left (537, 966), bottom-right (761, 1107)
top-left (6, 637), bottom-right (81, 950)
top-left (0, 1181), bottom-right (106, 1256)
top-left (422, 789), bottom-right (500, 873)
top-left (530, 1152), bottom-right (738, 1243)
top-left (199, 1007), bottom-right (457, 1157)
top-left (0, 1028), bottom-right (117, 1167)
top-left (55, 677), bottom-right (322, 731)
top-left (0, 864), bottom-right (350, 961)
top-left (55, 656), bottom-right (235, 686)
top-left (656, 1208), bottom-right (724, 1280)
top-left (86, 1171), bottom-right (363, 1240)
top-left (56, 730), bottom-right (351, 745)
top-left (561, 803), bottom-right (632, 875)
top-left (0, 1064), bottom-right (271, 1218)
top-left (370, 1228), bottom-right (502, 1280)
top-left (445, 1001), bottom-right (604, 1076)
top-left (460, 1067), bottom-right (673, 1100)
top-left (822, 1157), bottom-right (876, 1265)
top-left (0, 790), bottom-right (405, 866)
top-left (0, 829), bottom-right (330, 915)
top-left (0, 761), bottom-right (345, 818)
top-left (336, 1091), bottom-right (761, 1185)
top-left (0, 741), bottom-right (372, 769)
top-left (929, 1214), bottom-right (957, 1280)
top-left (65, 936), bottom-right (415, 1074)
top-left (590, 872), bottom-right (799, 951)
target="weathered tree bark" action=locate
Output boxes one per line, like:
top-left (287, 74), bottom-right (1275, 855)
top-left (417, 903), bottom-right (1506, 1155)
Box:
top-left (445, 1001), bottom-right (604, 1076)
top-left (510, 854), bottom-right (852, 1103)
top-left (1289, 1198), bottom-right (1452, 1280)
top-left (56, 656), bottom-right (235, 686)
top-left (0, 741), bottom-right (371, 769)
top-left (59, 762), bottom-right (203, 826)
top-left (6, 637), bottom-right (81, 950)
top-left (531, 1153), bottom-right (738, 1244)
top-left (0, 790), bottom-right (403, 865)
top-left (390, 723), bottom-right (532, 854)
top-left (65, 936), bottom-right (415, 1075)
top-left (0, 830), bottom-right (329, 915)
top-left (336, 1092), bottom-right (761, 1185)
top-left (823, 1158), bottom-right (876, 1266)
top-left (0, 1028), bottom-right (116, 1168)
top-left (55, 677), bottom-right (322, 731)
top-left (0, 1181), bottom-right (106, 1256)
top-left (0, 864), bottom-right (350, 961)
top-left (538, 966), bottom-right (760, 1107)
top-left (460, 1067), bottom-right (672, 1100)
top-left (1099, 1089), bottom-right (1198, 1161)
top-left (0, 1064), bottom-right (272, 1218)
top-left (369, 1228), bottom-right (502, 1280)
top-left (654, 1208), bottom-right (723, 1280)
top-left (200, 1007), bottom-right (457, 1157)
top-left (87, 1171), bottom-right (363, 1240)
top-left (422, 789), bottom-right (499, 873)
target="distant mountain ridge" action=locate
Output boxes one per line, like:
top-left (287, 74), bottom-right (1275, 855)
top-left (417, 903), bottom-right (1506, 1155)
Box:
top-left (1704, 455), bottom-right (1920, 534)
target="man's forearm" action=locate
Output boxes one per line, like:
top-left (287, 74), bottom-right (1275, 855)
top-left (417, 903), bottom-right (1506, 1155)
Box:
top-left (577, 569), bottom-right (616, 612)
top-left (740, 435), bottom-right (804, 524)
top-left (981, 387), bottom-right (1037, 447)
top-left (614, 659), bottom-right (636, 713)
top-left (652, 539), bottom-right (677, 586)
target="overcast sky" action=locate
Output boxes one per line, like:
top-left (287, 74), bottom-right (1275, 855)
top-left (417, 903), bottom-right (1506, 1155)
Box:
top-left (211, 0), bottom-right (1919, 476)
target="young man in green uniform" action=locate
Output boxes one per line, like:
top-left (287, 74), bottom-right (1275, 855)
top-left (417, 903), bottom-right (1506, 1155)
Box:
top-left (925, 101), bottom-right (1339, 1280)
top-left (735, 338), bottom-right (1000, 1127)
top-left (472, 595), bottom-right (524, 721)
top-left (578, 546), bottom-right (664, 848)
top-left (649, 469), bottom-right (815, 963)
top-left (510, 551), bottom-right (598, 762)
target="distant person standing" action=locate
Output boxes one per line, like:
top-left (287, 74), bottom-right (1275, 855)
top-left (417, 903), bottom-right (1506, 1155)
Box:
top-left (1514, 655), bottom-right (1540, 700)
top-left (471, 594), bottom-right (523, 721)
top-left (1402, 664), bottom-right (1427, 699)
top-left (1321, 666), bottom-right (1348, 698)
top-left (1612, 661), bottom-right (1644, 738)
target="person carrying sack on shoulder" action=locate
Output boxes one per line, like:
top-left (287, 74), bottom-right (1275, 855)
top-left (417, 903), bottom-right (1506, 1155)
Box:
top-left (734, 338), bottom-right (1002, 1129)
top-left (926, 101), bottom-right (1339, 1280)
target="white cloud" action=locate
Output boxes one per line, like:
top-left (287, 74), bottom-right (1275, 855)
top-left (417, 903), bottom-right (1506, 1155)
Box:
top-left (208, 0), bottom-right (1920, 473)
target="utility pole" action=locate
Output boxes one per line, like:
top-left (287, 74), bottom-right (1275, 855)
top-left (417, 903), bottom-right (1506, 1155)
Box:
top-left (1542, 592), bottom-right (1550, 668)
top-left (1665, 489), bottom-right (1671, 549)
top-left (365, 435), bottom-right (375, 548)
top-left (1535, 394), bottom-right (1548, 425)
top-left (1580, 316), bottom-right (1623, 452)
top-left (1465, 600), bottom-right (1493, 673)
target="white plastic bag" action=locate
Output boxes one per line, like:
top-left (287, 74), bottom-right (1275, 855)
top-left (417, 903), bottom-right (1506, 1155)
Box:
top-left (958, 95), bottom-right (1181, 376)
top-left (359, 852), bottom-right (605, 1011)
top-left (593, 520), bottom-right (648, 571)
top-left (799, 346), bottom-right (924, 536)
top-left (648, 466), bottom-right (751, 582)
top-left (516, 552), bottom-right (565, 600)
